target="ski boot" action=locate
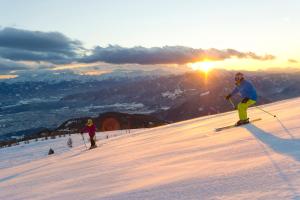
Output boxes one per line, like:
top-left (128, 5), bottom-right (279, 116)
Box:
top-left (89, 145), bottom-right (97, 150)
top-left (235, 118), bottom-right (249, 126)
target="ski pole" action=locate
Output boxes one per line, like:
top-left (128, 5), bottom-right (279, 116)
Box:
top-left (255, 106), bottom-right (277, 118)
top-left (80, 133), bottom-right (88, 149)
top-left (228, 98), bottom-right (236, 109)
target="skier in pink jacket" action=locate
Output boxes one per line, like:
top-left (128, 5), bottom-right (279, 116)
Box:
top-left (81, 119), bottom-right (97, 149)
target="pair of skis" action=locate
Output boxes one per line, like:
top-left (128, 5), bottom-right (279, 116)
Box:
top-left (214, 98), bottom-right (262, 132)
top-left (214, 118), bottom-right (262, 132)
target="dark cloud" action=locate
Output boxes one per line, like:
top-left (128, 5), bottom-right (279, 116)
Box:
top-left (0, 47), bottom-right (73, 64)
top-left (0, 27), bottom-right (276, 67)
top-left (288, 59), bottom-right (298, 63)
top-left (81, 45), bottom-right (276, 65)
top-left (0, 57), bottom-right (29, 73)
top-left (0, 27), bottom-right (82, 64)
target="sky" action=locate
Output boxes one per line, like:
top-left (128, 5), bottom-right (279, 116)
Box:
top-left (0, 0), bottom-right (300, 79)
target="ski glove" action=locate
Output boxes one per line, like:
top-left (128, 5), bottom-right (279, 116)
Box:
top-left (225, 94), bottom-right (232, 100)
top-left (241, 97), bottom-right (249, 103)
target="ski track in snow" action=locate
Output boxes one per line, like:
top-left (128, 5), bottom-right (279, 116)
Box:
top-left (1, 97), bottom-right (300, 199)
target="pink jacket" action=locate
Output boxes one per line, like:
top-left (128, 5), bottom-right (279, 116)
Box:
top-left (82, 124), bottom-right (96, 137)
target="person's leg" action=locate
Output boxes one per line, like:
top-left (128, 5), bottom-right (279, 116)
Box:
top-left (92, 135), bottom-right (97, 147)
top-left (90, 136), bottom-right (95, 147)
top-left (237, 99), bottom-right (256, 120)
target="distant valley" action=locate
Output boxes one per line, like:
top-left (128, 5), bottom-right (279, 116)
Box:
top-left (1, 69), bottom-right (300, 140)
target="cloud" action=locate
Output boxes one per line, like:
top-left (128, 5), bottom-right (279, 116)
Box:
top-left (0, 47), bottom-right (74, 64)
top-left (0, 57), bottom-right (30, 72)
top-left (0, 27), bottom-right (82, 64)
top-left (288, 59), bottom-right (298, 63)
top-left (81, 45), bottom-right (276, 65)
top-left (0, 74), bottom-right (18, 79)
top-left (0, 27), bottom-right (277, 73)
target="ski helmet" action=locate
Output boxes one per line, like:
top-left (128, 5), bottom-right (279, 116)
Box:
top-left (235, 72), bottom-right (244, 82)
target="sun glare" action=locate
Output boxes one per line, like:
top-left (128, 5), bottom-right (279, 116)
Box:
top-left (189, 61), bottom-right (214, 73)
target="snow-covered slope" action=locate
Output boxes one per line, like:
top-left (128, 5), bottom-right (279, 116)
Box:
top-left (1, 98), bottom-right (300, 200)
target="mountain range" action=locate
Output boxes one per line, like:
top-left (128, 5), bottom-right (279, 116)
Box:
top-left (1, 69), bottom-right (300, 140)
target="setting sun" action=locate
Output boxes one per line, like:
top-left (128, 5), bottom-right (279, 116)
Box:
top-left (189, 61), bottom-right (215, 73)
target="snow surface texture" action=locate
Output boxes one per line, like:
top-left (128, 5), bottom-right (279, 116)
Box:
top-left (1, 97), bottom-right (300, 200)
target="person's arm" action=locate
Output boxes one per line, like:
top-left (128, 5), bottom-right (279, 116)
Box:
top-left (226, 86), bottom-right (239, 100)
top-left (81, 126), bottom-right (87, 134)
top-left (231, 86), bottom-right (239, 96)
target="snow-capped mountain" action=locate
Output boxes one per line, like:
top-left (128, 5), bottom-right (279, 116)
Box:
top-left (1, 68), bottom-right (180, 83)
top-left (1, 69), bottom-right (300, 139)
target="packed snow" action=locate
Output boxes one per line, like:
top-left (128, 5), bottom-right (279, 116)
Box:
top-left (1, 97), bottom-right (300, 200)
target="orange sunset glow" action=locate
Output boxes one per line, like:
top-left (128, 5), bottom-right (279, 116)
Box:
top-left (189, 61), bottom-right (215, 73)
